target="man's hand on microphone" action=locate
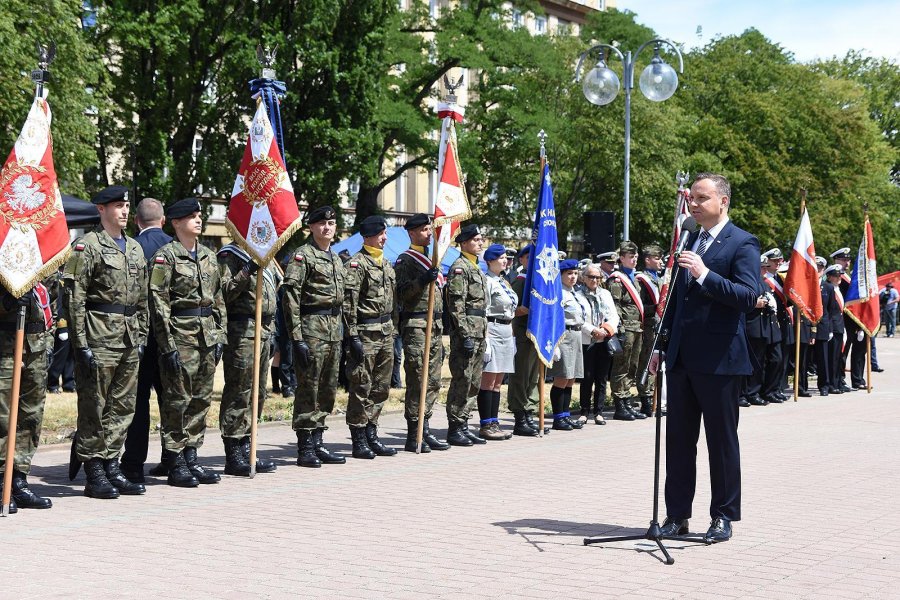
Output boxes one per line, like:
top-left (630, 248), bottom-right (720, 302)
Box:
top-left (648, 351), bottom-right (661, 375)
top-left (677, 250), bottom-right (708, 280)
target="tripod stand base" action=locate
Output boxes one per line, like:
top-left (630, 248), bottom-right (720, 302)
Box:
top-left (583, 521), bottom-right (709, 565)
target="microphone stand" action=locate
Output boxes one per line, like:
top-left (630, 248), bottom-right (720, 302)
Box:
top-left (583, 251), bottom-right (707, 564)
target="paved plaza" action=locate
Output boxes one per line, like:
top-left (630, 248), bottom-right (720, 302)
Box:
top-left (3, 337), bottom-right (899, 599)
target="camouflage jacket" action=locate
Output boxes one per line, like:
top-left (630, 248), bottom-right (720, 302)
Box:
top-left (446, 254), bottom-right (487, 339)
top-left (606, 269), bottom-right (643, 333)
top-left (62, 228), bottom-right (148, 350)
top-left (149, 240), bottom-right (226, 353)
top-left (0, 278), bottom-right (57, 354)
top-left (281, 241), bottom-right (345, 343)
top-left (217, 247), bottom-right (278, 340)
top-left (343, 248), bottom-right (395, 338)
top-left (394, 246), bottom-right (443, 331)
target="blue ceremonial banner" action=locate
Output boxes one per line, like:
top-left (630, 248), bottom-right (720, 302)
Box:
top-left (523, 163), bottom-right (565, 367)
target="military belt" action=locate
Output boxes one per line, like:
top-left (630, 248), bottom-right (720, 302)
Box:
top-left (0, 322), bottom-right (45, 334)
top-left (487, 316), bottom-right (512, 325)
top-left (228, 313), bottom-right (274, 326)
top-left (85, 302), bottom-right (139, 317)
top-left (299, 305), bottom-right (341, 316)
top-left (357, 313), bottom-right (392, 325)
top-left (400, 311), bottom-right (443, 320)
top-left (172, 306), bottom-right (213, 318)
top-left (465, 308), bottom-right (486, 317)
top-left (566, 324), bottom-right (581, 331)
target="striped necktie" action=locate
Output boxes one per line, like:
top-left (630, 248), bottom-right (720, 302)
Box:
top-left (688, 231), bottom-right (712, 284)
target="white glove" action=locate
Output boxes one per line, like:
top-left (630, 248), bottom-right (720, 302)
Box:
top-left (553, 346), bottom-right (561, 361)
top-left (857, 330), bottom-right (864, 342)
top-left (828, 332), bottom-right (833, 341)
top-left (765, 292), bottom-right (777, 311)
top-left (59, 330), bottom-right (69, 341)
top-left (483, 341), bottom-right (493, 365)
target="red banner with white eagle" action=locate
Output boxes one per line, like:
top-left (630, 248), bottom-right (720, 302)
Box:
top-left (0, 98), bottom-right (70, 298)
top-left (433, 102), bottom-right (471, 263)
top-left (225, 100), bottom-right (302, 266)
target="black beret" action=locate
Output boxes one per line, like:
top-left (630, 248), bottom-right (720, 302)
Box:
top-left (404, 213), bottom-right (432, 230)
top-left (307, 205), bottom-right (336, 224)
top-left (165, 198), bottom-right (201, 220)
top-left (517, 244), bottom-right (533, 258)
top-left (455, 224), bottom-right (480, 243)
top-left (91, 185), bottom-right (129, 205)
top-left (359, 215), bottom-right (387, 237)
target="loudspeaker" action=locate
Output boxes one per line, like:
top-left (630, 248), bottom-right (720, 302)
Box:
top-left (583, 211), bottom-right (615, 255)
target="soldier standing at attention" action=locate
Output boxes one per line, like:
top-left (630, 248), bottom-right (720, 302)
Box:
top-left (635, 244), bottom-right (664, 417)
top-left (394, 213), bottom-right (450, 453)
top-left (0, 283), bottom-right (57, 511)
top-left (343, 215), bottom-right (397, 459)
top-left (607, 241), bottom-right (648, 422)
top-left (63, 185), bottom-right (148, 499)
top-left (281, 206), bottom-right (347, 468)
top-left (507, 244), bottom-right (542, 437)
top-left (217, 243), bottom-right (278, 476)
top-left (148, 198), bottom-right (226, 487)
top-left (445, 224), bottom-right (488, 447)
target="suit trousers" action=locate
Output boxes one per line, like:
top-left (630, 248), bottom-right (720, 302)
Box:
top-left (122, 334), bottom-right (163, 469)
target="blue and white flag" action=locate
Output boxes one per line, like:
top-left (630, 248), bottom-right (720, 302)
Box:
top-left (523, 164), bottom-right (565, 367)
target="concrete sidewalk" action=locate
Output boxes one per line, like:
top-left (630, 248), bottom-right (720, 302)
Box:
top-left (3, 338), bottom-right (899, 599)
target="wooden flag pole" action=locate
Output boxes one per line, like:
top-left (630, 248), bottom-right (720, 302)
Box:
top-left (866, 334), bottom-right (872, 394)
top-left (537, 138), bottom-right (547, 437)
top-left (793, 190), bottom-right (807, 402)
top-left (1, 306), bottom-right (26, 516)
top-left (415, 250), bottom-right (439, 454)
top-left (248, 270), bottom-right (265, 478)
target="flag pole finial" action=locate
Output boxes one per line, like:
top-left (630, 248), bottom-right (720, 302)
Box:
top-left (256, 44), bottom-right (278, 79)
top-left (676, 171), bottom-right (689, 190)
top-left (800, 188), bottom-right (808, 214)
top-left (538, 130), bottom-right (547, 160)
top-left (442, 72), bottom-right (465, 105)
top-left (32, 42), bottom-right (55, 99)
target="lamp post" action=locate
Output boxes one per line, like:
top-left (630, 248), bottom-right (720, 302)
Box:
top-left (575, 40), bottom-right (684, 241)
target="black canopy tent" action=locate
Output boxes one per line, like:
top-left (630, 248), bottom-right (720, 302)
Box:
top-left (62, 194), bottom-right (99, 228)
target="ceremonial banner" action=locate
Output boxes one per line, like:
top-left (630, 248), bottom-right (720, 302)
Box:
top-left (523, 164), bottom-right (565, 367)
top-left (845, 216), bottom-right (880, 336)
top-left (433, 112), bottom-right (470, 262)
top-left (225, 101), bottom-right (302, 265)
top-left (0, 98), bottom-right (70, 297)
top-left (657, 177), bottom-right (691, 317)
top-left (783, 207), bottom-right (823, 323)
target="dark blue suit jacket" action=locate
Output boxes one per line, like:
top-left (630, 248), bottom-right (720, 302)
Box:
top-left (661, 220), bottom-right (760, 376)
top-left (136, 227), bottom-right (173, 262)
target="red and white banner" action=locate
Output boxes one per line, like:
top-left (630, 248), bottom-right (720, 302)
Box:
top-left (226, 101), bottom-right (302, 265)
top-left (0, 98), bottom-right (70, 298)
top-left (783, 207), bottom-right (823, 323)
top-left (845, 216), bottom-right (880, 336)
top-left (657, 179), bottom-right (691, 317)
top-left (433, 110), bottom-right (470, 263)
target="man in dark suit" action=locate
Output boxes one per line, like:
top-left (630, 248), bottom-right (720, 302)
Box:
top-left (120, 198), bottom-right (173, 483)
top-left (650, 173), bottom-right (760, 544)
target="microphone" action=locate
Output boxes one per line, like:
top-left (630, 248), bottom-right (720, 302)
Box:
top-left (674, 216), bottom-right (698, 257)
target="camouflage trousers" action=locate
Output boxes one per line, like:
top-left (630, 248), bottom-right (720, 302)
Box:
top-left (220, 333), bottom-right (270, 439)
top-left (346, 330), bottom-right (393, 428)
top-left (507, 326), bottom-right (539, 414)
top-left (611, 329), bottom-right (642, 401)
top-left (402, 326), bottom-right (444, 422)
top-left (636, 323), bottom-right (657, 397)
top-left (446, 334), bottom-right (486, 425)
top-left (158, 343), bottom-right (215, 452)
top-left (292, 337), bottom-right (340, 431)
top-left (0, 351), bottom-right (48, 474)
top-left (75, 346), bottom-right (140, 461)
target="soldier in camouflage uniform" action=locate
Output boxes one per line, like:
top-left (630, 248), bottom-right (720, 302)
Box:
top-left (606, 240), bottom-right (648, 421)
top-left (217, 243), bottom-right (278, 476)
top-left (63, 186), bottom-right (148, 499)
top-left (148, 198), bottom-right (226, 487)
top-left (635, 244), bottom-right (663, 417)
top-left (343, 215), bottom-right (397, 459)
top-left (507, 244), bottom-right (542, 436)
top-left (445, 224), bottom-right (489, 447)
top-left (395, 213), bottom-right (450, 453)
top-left (281, 206), bottom-right (347, 468)
top-left (0, 282), bottom-right (56, 511)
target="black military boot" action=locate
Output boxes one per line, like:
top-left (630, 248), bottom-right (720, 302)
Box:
top-left (84, 458), bottom-right (120, 499)
top-left (240, 436), bottom-right (277, 473)
top-left (183, 447), bottom-right (220, 484)
top-left (166, 450), bottom-right (200, 487)
top-left (613, 399), bottom-right (636, 421)
top-left (640, 396), bottom-right (654, 418)
top-left (462, 422), bottom-right (487, 444)
top-left (422, 419), bottom-right (450, 451)
top-left (551, 387), bottom-right (572, 431)
top-left (513, 411), bottom-right (539, 436)
top-left (350, 427), bottom-right (376, 459)
top-left (223, 438), bottom-right (251, 477)
top-left (446, 422), bottom-right (473, 446)
top-left (562, 388), bottom-right (583, 429)
top-left (313, 429), bottom-right (346, 464)
top-left (0, 483), bottom-right (17, 514)
top-left (11, 471), bottom-right (52, 509)
top-left (405, 420), bottom-right (431, 453)
top-left (104, 459), bottom-right (146, 495)
top-left (296, 430), bottom-right (321, 468)
top-left (148, 451), bottom-right (170, 477)
top-left (625, 397), bottom-right (648, 420)
top-left (523, 411), bottom-right (547, 434)
top-left (365, 423), bottom-right (397, 456)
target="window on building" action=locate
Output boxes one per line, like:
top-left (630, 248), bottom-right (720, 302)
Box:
top-left (395, 153), bottom-right (406, 213)
top-left (511, 9), bottom-right (523, 28)
top-left (556, 18), bottom-right (571, 35)
top-left (81, 1), bottom-right (97, 29)
top-left (430, 0), bottom-right (440, 19)
top-left (535, 16), bottom-right (547, 35)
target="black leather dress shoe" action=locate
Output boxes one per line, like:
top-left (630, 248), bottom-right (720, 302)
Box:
top-left (659, 517), bottom-right (689, 537)
top-left (840, 385), bottom-right (853, 393)
top-left (829, 386), bottom-right (844, 395)
top-left (798, 390), bottom-right (812, 397)
top-left (746, 395), bottom-right (767, 406)
top-left (819, 388), bottom-right (829, 396)
top-left (873, 367), bottom-right (885, 373)
top-left (737, 397), bottom-right (751, 407)
top-left (763, 394), bottom-right (784, 404)
top-left (704, 517), bottom-right (732, 543)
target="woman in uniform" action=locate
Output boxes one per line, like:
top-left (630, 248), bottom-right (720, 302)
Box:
top-left (548, 259), bottom-right (586, 431)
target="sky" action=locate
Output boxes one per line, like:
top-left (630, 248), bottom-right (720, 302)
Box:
top-left (616, 0), bottom-right (899, 63)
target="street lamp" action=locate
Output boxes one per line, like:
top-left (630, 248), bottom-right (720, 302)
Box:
top-left (575, 40), bottom-right (684, 241)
